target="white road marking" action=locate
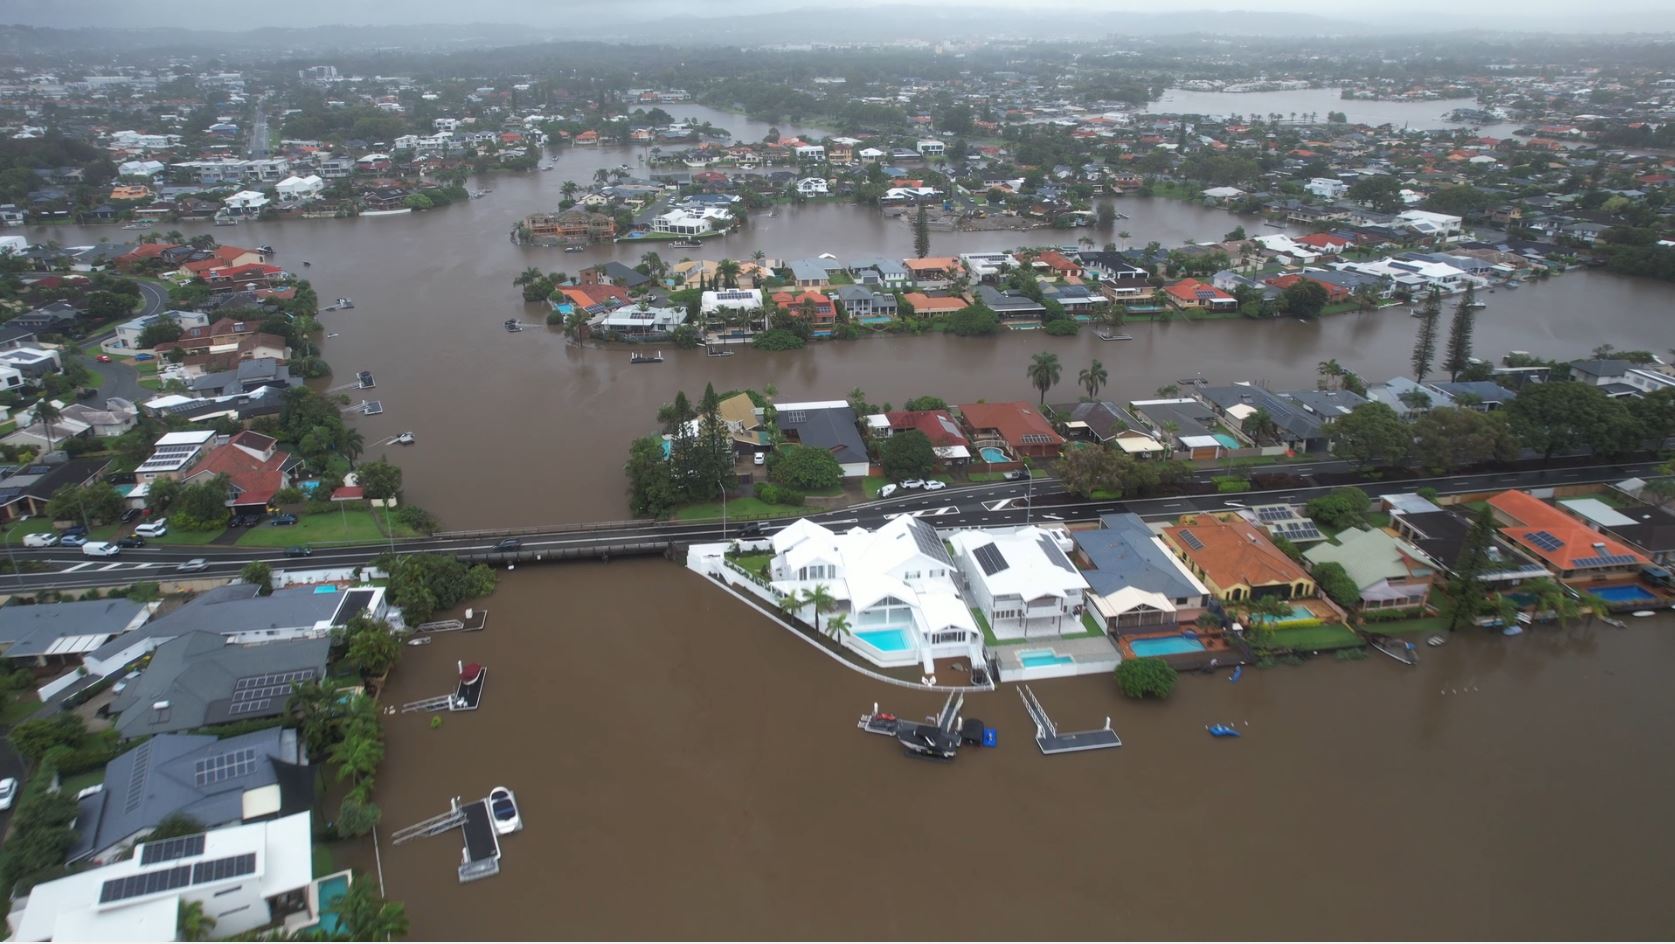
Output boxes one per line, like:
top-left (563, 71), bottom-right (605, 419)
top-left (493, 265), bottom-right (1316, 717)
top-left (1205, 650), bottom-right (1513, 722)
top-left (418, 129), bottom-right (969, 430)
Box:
top-left (62, 563), bottom-right (93, 572)
top-left (98, 563), bottom-right (124, 571)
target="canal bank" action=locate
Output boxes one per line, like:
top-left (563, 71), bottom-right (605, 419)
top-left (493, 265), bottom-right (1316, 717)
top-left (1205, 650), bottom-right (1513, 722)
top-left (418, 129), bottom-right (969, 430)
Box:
top-left (371, 562), bottom-right (1675, 940)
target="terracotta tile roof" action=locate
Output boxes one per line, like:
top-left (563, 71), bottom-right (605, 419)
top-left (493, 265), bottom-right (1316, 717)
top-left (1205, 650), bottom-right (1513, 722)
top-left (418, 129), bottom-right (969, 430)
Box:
top-left (1164, 514), bottom-right (1310, 589)
top-left (956, 401), bottom-right (1064, 449)
top-left (884, 410), bottom-right (970, 448)
top-left (183, 442), bottom-right (291, 507)
top-left (1164, 278), bottom-right (1234, 303)
top-left (902, 257), bottom-right (960, 271)
top-left (901, 292), bottom-right (967, 314)
top-left (1488, 490), bottom-right (1648, 570)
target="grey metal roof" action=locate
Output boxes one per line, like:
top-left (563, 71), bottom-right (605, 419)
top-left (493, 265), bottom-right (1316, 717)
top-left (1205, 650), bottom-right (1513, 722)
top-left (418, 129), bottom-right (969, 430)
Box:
top-left (975, 285), bottom-right (1045, 313)
top-left (1066, 401), bottom-right (1142, 441)
top-left (91, 584), bottom-right (344, 662)
top-left (0, 598), bottom-right (146, 659)
top-left (1426, 380), bottom-right (1517, 403)
top-left (110, 631), bottom-right (329, 738)
top-left (68, 727), bottom-right (302, 863)
top-left (774, 403), bottom-right (868, 465)
top-left (1076, 513), bottom-right (1203, 600)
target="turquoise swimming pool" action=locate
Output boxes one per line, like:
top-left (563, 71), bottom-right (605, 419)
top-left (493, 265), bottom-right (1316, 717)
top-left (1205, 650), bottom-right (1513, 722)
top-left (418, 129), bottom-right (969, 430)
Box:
top-left (1252, 604), bottom-right (1317, 625)
top-left (980, 446), bottom-right (1010, 463)
top-left (1212, 433), bottom-right (1240, 449)
top-left (293, 873), bottom-right (351, 938)
top-left (1019, 650), bottom-right (1074, 668)
top-left (1130, 636), bottom-right (1206, 657)
top-left (856, 628), bottom-right (912, 652)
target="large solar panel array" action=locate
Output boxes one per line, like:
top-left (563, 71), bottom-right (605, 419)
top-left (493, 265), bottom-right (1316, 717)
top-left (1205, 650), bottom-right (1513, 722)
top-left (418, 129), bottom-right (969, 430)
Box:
top-left (194, 748), bottom-right (257, 786)
top-left (1177, 529), bottom-right (1204, 551)
top-left (1526, 530), bottom-right (1565, 551)
top-left (973, 543), bottom-right (1010, 576)
top-left (1273, 520), bottom-right (1324, 542)
top-left (908, 518), bottom-right (953, 565)
top-left (100, 864), bottom-right (192, 904)
top-left (139, 834), bottom-right (205, 866)
top-left (229, 668), bottom-right (318, 717)
top-left (192, 853), bottom-right (257, 885)
top-left (1574, 553), bottom-right (1640, 568)
top-left (136, 442), bottom-right (202, 473)
top-left (1257, 506), bottom-right (1293, 523)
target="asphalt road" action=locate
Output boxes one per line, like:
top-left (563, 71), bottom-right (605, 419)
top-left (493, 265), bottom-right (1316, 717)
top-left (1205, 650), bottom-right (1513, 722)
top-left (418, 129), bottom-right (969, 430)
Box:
top-left (75, 277), bottom-right (167, 404)
top-left (0, 458), bottom-right (1660, 593)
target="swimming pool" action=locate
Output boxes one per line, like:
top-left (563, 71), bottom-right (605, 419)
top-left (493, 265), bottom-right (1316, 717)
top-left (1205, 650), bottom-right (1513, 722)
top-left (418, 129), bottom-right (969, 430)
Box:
top-left (980, 447), bottom-right (1010, 463)
top-left (1018, 650), bottom-right (1074, 668)
top-left (1592, 585), bottom-right (1657, 604)
top-left (1129, 636), bottom-right (1207, 657)
top-left (855, 628), bottom-right (912, 652)
top-left (296, 873), bottom-right (351, 938)
top-left (1252, 604), bottom-right (1317, 625)
top-left (1212, 433), bottom-right (1240, 449)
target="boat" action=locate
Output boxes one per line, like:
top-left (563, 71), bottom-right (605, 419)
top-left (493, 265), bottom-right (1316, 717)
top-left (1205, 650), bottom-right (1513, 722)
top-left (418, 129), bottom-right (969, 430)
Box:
top-left (1503, 280), bottom-right (1521, 290)
top-left (213, 217), bottom-right (240, 226)
top-left (394, 432), bottom-right (416, 445)
top-left (670, 239), bottom-right (702, 249)
top-left (504, 320), bottom-right (523, 333)
top-left (257, 245), bottom-right (275, 255)
top-left (1262, 220), bottom-right (1285, 227)
top-left (488, 786), bottom-right (523, 835)
top-left (1502, 625), bottom-right (1524, 636)
top-left (1632, 610), bottom-right (1656, 618)
top-left (704, 346), bottom-right (735, 357)
top-left (121, 222), bottom-right (148, 230)
top-left (406, 636), bottom-right (432, 647)
top-left (1426, 634), bottom-right (1448, 647)
top-left (1466, 301), bottom-right (1487, 310)
top-left (1601, 617), bottom-right (1627, 628)
top-left (1096, 331), bottom-right (1133, 341)
top-left (895, 720), bottom-right (959, 759)
top-left (563, 245), bottom-right (585, 253)
top-left (629, 351), bottom-right (665, 364)
top-left (1206, 724), bottom-right (1241, 738)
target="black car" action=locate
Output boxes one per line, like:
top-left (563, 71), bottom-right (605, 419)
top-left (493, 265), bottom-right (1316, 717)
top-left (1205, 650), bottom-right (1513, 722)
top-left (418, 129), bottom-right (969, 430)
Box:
top-left (120, 507), bottom-right (142, 523)
top-left (284, 545), bottom-right (313, 558)
top-left (737, 522), bottom-right (764, 538)
top-left (62, 524), bottom-right (88, 537)
top-left (494, 538), bottom-right (522, 551)
top-left (1003, 469), bottom-right (1031, 481)
top-left (269, 514), bottom-right (298, 526)
top-left (115, 536), bottom-right (146, 549)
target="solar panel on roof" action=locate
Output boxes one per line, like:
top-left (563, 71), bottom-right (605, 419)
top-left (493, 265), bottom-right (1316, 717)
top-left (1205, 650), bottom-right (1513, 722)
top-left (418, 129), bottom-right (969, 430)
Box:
top-left (194, 747), bottom-right (257, 786)
top-left (193, 852), bottom-right (257, 886)
top-left (973, 543), bottom-right (1009, 576)
top-left (1258, 506), bottom-right (1291, 522)
top-left (1177, 529), bottom-right (1204, 551)
top-left (140, 834), bottom-right (205, 866)
top-left (1526, 530), bottom-right (1564, 551)
top-left (100, 864), bottom-right (193, 904)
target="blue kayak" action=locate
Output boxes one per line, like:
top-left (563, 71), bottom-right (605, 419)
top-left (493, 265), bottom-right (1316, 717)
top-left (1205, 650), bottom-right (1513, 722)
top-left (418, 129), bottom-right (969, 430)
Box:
top-left (1206, 724), bottom-right (1241, 738)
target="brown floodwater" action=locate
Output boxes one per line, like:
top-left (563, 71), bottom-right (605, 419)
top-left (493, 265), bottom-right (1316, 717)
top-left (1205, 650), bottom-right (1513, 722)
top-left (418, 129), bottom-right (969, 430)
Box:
top-left (31, 103), bottom-right (1675, 528)
top-left (373, 563), bottom-right (1675, 940)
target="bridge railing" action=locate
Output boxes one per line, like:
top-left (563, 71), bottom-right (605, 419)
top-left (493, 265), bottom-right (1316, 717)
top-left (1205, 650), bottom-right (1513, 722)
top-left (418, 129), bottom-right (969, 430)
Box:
top-left (429, 519), bottom-right (660, 540)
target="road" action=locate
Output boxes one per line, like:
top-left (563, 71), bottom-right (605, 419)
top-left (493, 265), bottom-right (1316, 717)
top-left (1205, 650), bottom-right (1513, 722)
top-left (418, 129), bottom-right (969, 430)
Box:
top-left (248, 95), bottom-right (270, 159)
top-left (0, 458), bottom-right (1659, 593)
top-left (75, 277), bottom-right (167, 404)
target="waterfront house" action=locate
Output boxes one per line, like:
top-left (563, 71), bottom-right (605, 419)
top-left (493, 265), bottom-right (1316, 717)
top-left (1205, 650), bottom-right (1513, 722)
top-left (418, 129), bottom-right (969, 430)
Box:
top-left (1367, 376), bottom-right (1454, 417)
top-left (0, 598), bottom-right (150, 671)
top-left (774, 401), bottom-right (870, 478)
top-left (1394, 208), bottom-right (1463, 241)
top-left (947, 526), bottom-right (1090, 639)
top-left (221, 190), bottom-right (269, 217)
top-left (526, 208), bottom-right (616, 242)
top-left (832, 284), bottom-right (898, 322)
top-left (975, 285), bottom-right (1047, 322)
top-left (1032, 250), bottom-right (1081, 278)
top-left (883, 409), bottom-right (971, 464)
top-left (1044, 284), bottom-right (1108, 314)
top-left (785, 258), bottom-right (841, 290)
top-left (1062, 401), bottom-right (1165, 458)
top-left (959, 251), bottom-right (1018, 281)
top-left (1162, 513), bottom-right (1316, 603)
top-left (274, 174), bottom-right (324, 205)
top-left (587, 304), bottom-right (686, 337)
top-left (900, 292), bottom-right (968, 316)
top-left (1560, 497), bottom-right (1675, 566)
top-left (578, 262), bottom-right (651, 290)
top-left (766, 516), bottom-right (980, 668)
top-left (108, 630), bottom-right (331, 739)
top-left (957, 401), bottom-right (1064, 459)
top-left (795, 177), bottom-right (829, 195)
top-left (1074, 513), bottom-right (1211, 634)
top-left (1199, 383), bottom-right (1366, 453)
top-left (9, 811), bottom-right (318, 942)
top-left (1389, 506), bottom-right (1549, 584)
top-left (902, 256), bottom-right (962, 289)
top-left (1129, 398), bottom-right (1228, 460)
top-left (1265, 271), bottom-right (1350, 302)
top-left (1422, 380), bottom-right (1517, 411)
top-left (700, 288), bottom-right (764, 319)
top-left (1304, 527), bottom-right (1437, 613)
top-left (1566, 359), bottom-right (1675, 397)
top-left (1486, 490), bottom-right (1647, 582)
top-left (185, 357), bottom-right (296, 398)
top-left (771, 291), bottom-right (836, 330)
top-left (67, 727), bottom-right (309, 866)
top-left (1162, 278), bottom-right (1237, 312)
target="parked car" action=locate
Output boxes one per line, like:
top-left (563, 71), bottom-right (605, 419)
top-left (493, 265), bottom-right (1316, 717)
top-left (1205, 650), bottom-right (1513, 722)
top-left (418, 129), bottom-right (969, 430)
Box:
top-left (494, 538), bottom-right (523, 551)
top-left (737, 522), bottom-right (764, 538)
top-left (229, 514), bottom-right (261, 528)
top-left (899, 479), bottom-right (926, 490)
top-left (269, 514), bottom-right (298, 526)
top-left (115, 536), bottom-right (146, 549)
top-left (1003, 469), bottom-right (1030, 481)
top-left (924, 480), bottom-right (947, 491)
top-left (0, 777), bottom-right (16, 811)
top-left (62, 524), bottom-right (88, 537)
top-left (133, 353), bottom-right (154, 361)
top-left (119, 507), bottom-right (142, 523)
top-left (95, 354), bottom-right (112, 363)
top-left (175, 558), bottom-right (208, 572)
top-left (878, 484), bottom-right (897, 498)
top-left (134, 519), bottom-right (168, 537)
top-left (59, 534), bottom-right (88, 547)
top-left (284, 545), bottom-right (313, 558)
top-left (753, 452), bottom-right (765, 466)
top-left (81, 541), bottom-right (119, 558)
top-left (22, 532), bottom-right (58, 547)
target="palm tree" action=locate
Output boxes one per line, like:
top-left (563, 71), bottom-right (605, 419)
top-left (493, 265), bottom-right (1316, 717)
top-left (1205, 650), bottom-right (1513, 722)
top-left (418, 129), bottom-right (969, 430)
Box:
top-left (1316, 358), bottom-right (1345, 390)
top-left (177, 900), bottom-right (216, 942)
top-left (1242, 408), bottom-right (1279, 445)
top-left (1026, 352), bottom-right (1061, 406)
top-left (1078, 359), bottom-right (1108, 400)
top-left (751, 249), bottom-right (766, 265)
top-left (593, 168), bottom-right (609, 185)
top-left (340, 428), bottom-right (366, 465)
top-left (338, 874), bottom-right (410, 942)
top-left (33, 399), bottom-right (61, 454)
top-left (560, 180), bottom-right (578, 200)
top-left (286, 680), bottom-right (341, 761)
top-left (716, 258), bottom-right (741, 289)
top-left (800, 584), bottom-right (838, 637)
top-left (512, 266), bottom-right (544, 288)
top-left (824, 613), bottom-right (851, 638)
top-left (1117, 230), bottom-right (1131, 250)
top-left (1245, 594), bottom-right (1291, 646)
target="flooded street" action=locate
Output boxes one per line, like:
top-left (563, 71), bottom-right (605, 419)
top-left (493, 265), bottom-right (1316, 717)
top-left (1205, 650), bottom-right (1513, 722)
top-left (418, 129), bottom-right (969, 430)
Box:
top-left (27, 105), bottom-right (1675, 528)
top-left (374, 564), bottom-right (1675, 940)
top-left (1144, 87), bottom-right (1525, 137)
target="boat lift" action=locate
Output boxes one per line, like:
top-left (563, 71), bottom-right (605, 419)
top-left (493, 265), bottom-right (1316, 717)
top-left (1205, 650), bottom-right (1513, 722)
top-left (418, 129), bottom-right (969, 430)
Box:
top-left (399, 661), bottom-right (486, 714)
top-left (388, 795), bottom-right (504, 884)
top-left (1018, 685), bottom-right (1120, 755)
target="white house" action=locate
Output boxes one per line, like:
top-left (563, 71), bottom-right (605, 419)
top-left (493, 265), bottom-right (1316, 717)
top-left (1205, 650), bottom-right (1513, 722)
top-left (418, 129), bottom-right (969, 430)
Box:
top-left (767, 516), bottom-right (981, 670)
top-left (1305, 177), bottom-right (1347, 200)
top-left (916, 139), bottom-right (946, 157)
top-left (117, 160), bottom-right (166, 180)
top-left (1395, 209), bottom-right (1463, 241)
top-left (274, 174), bottom-right (324, 205)
top-left (959, 251), bottom-right (1019, 279)
top-left (794, 177), bottom-right (829, 195)
top-left (857, 146), bottom-right (886, 162)
top-left (222, 191), bottom-right (269, 216)
top-left (7, 812), bottom-right (319, 942)
top-left (586, 304), bottom-right (686, 337)
top-left (114, 310), bottom-right (209, 350)
top-left (1334, 257), bottom-right (1482, 293)
top-left (700, 288), bottom-right (764, 316)
top-left (947, 526), bottom-right (1090, 639)
top-left (243, 158), bottom-right (289, 182)
top-left (792, 144), bottom-right (826, 161)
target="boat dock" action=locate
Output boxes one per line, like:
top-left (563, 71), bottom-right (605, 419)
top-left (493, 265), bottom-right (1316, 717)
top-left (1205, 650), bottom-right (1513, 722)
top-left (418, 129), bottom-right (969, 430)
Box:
top-left (1018, 685), bottom-right (1121, 755)
top-left (388, 796), bottom-right (504, 884)
top-left (414, 609), bottom-right (489, 635)
top-left (857, 703), bottom-right (899, 736)
top-left (400, 662), bottom-right (486, 714)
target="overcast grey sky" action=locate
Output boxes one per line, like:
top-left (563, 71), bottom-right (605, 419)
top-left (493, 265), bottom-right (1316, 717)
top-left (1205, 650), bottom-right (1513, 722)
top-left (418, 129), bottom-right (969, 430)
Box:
top-left (4, 0), bottom-right (1671, 31)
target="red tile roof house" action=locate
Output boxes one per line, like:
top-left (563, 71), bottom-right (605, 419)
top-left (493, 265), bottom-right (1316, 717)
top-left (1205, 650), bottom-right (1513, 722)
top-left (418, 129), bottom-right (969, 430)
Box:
top-left (179, 431), bottom-right (303, 513)
top-left (154, 318), bottom-right (262, 357)
top-left (1163, 278), bottom-right (1237, 312)
top-left (1032, 250), bottom-right (1082, 278)
top-left (1487, 490), bottom-right (1648, 583)
top-left (957, 401), bottom-right (1065, 460)
top-left (884, 409), bottom-right (973, 465)
top-left (1264, 272), bottom-right (1350, 302)
top-left (1292, 233), bottom-right (1351, 255)
top-left (771, 291), bottom-right (836, 331)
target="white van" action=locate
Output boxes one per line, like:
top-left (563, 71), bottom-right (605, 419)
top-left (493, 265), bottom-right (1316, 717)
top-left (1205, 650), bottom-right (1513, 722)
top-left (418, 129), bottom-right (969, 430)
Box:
top-left (133, 518), bottom-right (168, 537)
top-left (81, 541), bottom-right (120, 558)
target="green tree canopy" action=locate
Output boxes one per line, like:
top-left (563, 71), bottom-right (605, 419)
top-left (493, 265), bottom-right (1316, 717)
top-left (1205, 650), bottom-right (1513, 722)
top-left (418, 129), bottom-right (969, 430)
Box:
top-left (1116, 657), bottom-right (1177, 699)
top-left (1503, 381), bottom-right (1626, 460)
top-left (1330, 402), bottom-right (1410, 468)
top-left (880, 429), bottom-right (936, 481)
top-left (356, 459), bottom-right (403, 500)
top-left (1305, 487), bottom-right (1370, 531)
top-left (771, 445), bottom-right (843, 492)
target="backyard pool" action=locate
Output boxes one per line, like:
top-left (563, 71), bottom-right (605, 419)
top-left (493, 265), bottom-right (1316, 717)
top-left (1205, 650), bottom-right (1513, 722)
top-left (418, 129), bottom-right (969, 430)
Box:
top-left (1129, 636), bottom-right (1207, 657)
top-left (1252, 604), bottom-right (1318, 626)
top-left (855, 628), bottom-right (913, 652)
top-left (1212, 433), bottom-right (1240, 449)
top-left (980, 447), bottom-right (1010, 463)
top-left (1592, 585), bottom-right (1658, 604)
top-left (1018, 650), bottom-right (1074, 668)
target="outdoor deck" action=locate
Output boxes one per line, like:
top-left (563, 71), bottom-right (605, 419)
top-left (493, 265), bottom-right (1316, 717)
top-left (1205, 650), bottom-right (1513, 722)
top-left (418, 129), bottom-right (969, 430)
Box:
top-left (458, 800), bottom-right (501, 883)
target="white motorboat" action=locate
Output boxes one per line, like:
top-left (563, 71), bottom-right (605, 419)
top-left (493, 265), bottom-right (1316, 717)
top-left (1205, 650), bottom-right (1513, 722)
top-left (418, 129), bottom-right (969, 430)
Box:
top-left (394, 432), bottom-right (416, 445)
top-left (488, 786), bottom-right (522, 835)
top-left (406, 636), bottom-right (432, 647)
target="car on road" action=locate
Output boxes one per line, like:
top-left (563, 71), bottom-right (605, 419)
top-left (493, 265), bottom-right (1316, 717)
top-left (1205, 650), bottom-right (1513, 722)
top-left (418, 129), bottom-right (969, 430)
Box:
top-left (269, 514), bottom-right (298, 526)
top-left (494, 538), bottom-right (523, 551)
top-left (1003, 469), bottom-right (1031, 481)
top-left (284, 545), bottom-right (312, 558)
top-left (176, 558), bottom-right (209, 572)
top-left (62, 524), bottom-right (88, 538)
top-left (120, 507), bottom-right (142, 523)
top-left (95, 354), bottom-right (111, 363)
top-left (81, 541), bottom-right (120, 558)
top-left (134, 518), bottom-right (168, 537)
top-left (878, 483), bottom-right (897, 498)
top-left (0, 777), bottom-right (16, 811)
top-left (900, 479), bottom-right (926, 490)
top-left (22, 532), bottom-right (58, 547)
top-left (924, 480), bottom-right (947, 491)
top-left (737, 522), bottom-right (764, 539)
top-left (115, 536), bottom-right (146, 549)
top-left (59, 534), bottom-right (88, 547)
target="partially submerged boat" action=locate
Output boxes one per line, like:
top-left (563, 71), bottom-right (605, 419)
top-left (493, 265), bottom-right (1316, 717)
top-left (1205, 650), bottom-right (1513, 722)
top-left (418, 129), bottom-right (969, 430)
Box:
top-left (394, 432), bottom-right (416, 445)
top-left (1206, 723), bottom-right (1240, 738)
top-left (488, 786), bottom-right (522, 835)
top-left (406, 636), bottom-right (432, 647)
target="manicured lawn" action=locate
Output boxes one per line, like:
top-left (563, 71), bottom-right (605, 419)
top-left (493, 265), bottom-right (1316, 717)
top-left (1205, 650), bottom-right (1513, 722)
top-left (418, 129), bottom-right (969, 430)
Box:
top-left (728, 551), bottom-right (773, 576)
top-left (1369, 615), bottom-right (1448, 637)
top-left (966, 472), bottom-right (1008, 483)
top-left (2, 518), bottom-right (58, 545)
top-left (971, 607), bottom-right (997, 646)
top-left (147, 526), bottom-right (228, 546)
top-left (1261, 623), bottom-right (1363, 651)
top-left (138, 377), bottom-right (163, 391)
top-left (236, 511), bottom-right (413, 547)
top-left (1081, 611), bottom-right (1103, 635)
top-left (673, 497), bottom-right (803, 521)
top-left (59, 769), bottom-right (104, 795)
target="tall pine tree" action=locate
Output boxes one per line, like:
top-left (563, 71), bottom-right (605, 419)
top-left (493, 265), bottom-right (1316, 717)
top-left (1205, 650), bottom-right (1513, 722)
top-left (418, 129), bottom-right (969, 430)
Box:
top-left (1443, 504), bottom-right (1499, 631)
top-left (1410, 288), bottom-right (1441, 383)
top-left (913, 206), bottom-right (930, 259)
top-left (1443, 284), bottom-right (1477, 381)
